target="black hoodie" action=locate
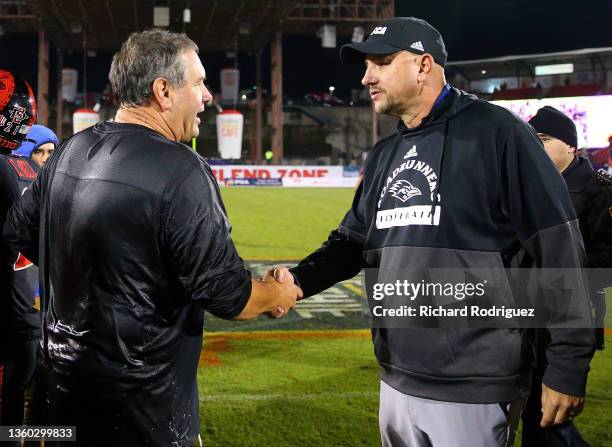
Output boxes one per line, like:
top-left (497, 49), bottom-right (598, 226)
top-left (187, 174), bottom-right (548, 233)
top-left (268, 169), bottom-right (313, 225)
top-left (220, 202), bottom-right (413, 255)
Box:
top-left (292, 87), bottom-right (595, 403)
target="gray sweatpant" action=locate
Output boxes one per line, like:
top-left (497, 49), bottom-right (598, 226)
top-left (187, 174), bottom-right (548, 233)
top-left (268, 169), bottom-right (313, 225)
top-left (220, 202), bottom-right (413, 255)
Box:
top-left (379, 380), bottom-right (523, 447)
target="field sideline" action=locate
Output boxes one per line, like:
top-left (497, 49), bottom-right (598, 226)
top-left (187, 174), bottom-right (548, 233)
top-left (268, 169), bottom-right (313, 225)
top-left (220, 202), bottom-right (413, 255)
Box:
top-left (195, 187), bottom-right (611, 447)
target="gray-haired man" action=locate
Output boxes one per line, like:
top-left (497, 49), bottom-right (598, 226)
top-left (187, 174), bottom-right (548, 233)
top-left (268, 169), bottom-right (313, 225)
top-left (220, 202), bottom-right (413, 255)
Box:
top-left (4, 29), bottom-right (301, 447)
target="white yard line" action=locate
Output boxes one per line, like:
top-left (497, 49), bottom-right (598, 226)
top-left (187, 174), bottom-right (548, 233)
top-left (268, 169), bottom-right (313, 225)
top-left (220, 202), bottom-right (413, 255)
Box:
top-left (201, 390), bottom-right (379, 402)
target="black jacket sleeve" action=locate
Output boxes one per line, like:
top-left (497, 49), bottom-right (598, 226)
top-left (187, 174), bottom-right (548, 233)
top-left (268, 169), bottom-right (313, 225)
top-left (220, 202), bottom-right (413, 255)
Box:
top-left (581, 177), bottom-right (612, 271)
top-left (3, 160), bottom-right (43, 265)
top-left (290, 181), bottom-right (366, 298)
top-left (162, 159), bottom-right (251, 319)
top-left (503, 120), bottom-right (596, 397)
top-left (0, 157), bottom-right (19, 233)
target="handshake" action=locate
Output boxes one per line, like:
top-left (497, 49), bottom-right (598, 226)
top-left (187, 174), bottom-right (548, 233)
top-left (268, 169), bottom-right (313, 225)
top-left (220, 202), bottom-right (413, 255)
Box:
top-left (237, 267), bottom-right (304, 320)
top-left (262, 267), bottom-right (303, 318)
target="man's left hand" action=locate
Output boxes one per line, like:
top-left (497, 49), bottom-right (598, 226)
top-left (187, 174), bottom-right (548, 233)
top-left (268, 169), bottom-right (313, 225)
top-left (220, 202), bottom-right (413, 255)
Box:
top-left (540, 383), bottom-right (584, 427)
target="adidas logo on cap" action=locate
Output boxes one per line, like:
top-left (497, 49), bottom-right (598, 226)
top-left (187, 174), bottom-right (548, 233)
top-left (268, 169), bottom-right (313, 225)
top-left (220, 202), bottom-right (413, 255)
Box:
top-left (410, 41), bottom-right (425, 52)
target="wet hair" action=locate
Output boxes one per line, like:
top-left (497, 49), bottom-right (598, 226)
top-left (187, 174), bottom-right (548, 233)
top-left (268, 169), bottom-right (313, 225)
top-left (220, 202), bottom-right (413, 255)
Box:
top-left (109, 29), bottom-right (198, 107)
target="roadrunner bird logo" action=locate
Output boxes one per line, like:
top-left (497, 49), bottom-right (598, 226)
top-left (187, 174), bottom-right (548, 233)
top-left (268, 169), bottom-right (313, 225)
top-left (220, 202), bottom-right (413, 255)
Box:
top-left (389, 179), bottom-right (422, 202)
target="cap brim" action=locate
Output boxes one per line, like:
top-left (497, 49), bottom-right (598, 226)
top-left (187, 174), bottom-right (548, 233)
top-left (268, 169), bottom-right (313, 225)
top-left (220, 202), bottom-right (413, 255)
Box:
top-left (340, 41), bottom-right (401, 64)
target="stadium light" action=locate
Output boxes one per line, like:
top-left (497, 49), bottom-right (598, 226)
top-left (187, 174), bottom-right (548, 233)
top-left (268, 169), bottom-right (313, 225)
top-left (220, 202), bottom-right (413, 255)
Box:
top-left (183, 7), bottom-right (191, 24)
top-left (71, 19), bottom-right (82, 34)
top-left (320, 25), bottom-right (336, 48)
top-left (535, 63), bottom-right (574, 76)
top-left (352, 26), bottom-right (365, 43)
top-left (239, 22), bottom-right (252, 35)
top-left (153, 2), bottom-right (170, 28)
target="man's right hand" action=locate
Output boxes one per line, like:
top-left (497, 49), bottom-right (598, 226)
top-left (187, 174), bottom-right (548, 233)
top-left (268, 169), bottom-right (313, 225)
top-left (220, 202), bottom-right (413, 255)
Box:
top-left (262, 267), bottom-right (300, 318)
top-left (540, 383), bottom-right (585, 427)
top-left (262, 268), bottom-right (302, 318)
top-left (235, 268), bottom-right (302, 320)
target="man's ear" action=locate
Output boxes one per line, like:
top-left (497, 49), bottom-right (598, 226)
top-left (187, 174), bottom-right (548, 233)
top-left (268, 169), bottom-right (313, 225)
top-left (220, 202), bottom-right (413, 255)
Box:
top-left (152, 77), bottom-right (172, 111)
top-left (417, 54), bottom-right (434, 82)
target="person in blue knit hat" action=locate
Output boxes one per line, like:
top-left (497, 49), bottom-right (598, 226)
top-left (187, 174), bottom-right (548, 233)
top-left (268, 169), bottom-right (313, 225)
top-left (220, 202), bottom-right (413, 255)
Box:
top-left (12, 124), bottom-right (58, 167)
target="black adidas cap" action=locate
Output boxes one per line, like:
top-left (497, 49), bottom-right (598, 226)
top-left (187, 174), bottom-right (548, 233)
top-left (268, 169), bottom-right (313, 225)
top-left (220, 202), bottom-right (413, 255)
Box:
top-left (340, 17), bottom-right (448, 67)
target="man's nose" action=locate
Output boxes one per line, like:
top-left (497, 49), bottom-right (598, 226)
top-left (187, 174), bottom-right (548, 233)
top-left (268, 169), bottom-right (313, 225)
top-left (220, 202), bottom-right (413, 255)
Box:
top-left (203, 86), bottom-right (213, 104)
top-left (361, 67), bottom-right (375, 86)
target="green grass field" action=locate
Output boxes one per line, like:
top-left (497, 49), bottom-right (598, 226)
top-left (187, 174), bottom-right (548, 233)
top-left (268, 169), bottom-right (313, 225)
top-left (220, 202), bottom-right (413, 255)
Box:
top-left (199, 331), bottom-right (380, 446)
top-left (221, 187), bottom-right (355, 259)
top-left (196, 187), bottom-right (611, 447)
top-left (199, 331), bottom-right (611, 447)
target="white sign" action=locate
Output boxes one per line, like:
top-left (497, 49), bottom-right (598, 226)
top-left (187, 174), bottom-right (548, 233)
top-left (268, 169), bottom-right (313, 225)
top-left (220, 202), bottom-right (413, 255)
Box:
top-left (220, 68), bottom-right (240, 103)
top-left (321, 25), bottom-right (336, 48)
top-left (211, 165), bottom-right (344, 182)
top-left (282, 177), bottom-right (359, 188)
top-left (534, 63), bottom-right (574, 76)
top-left (216, 111), bottom-right (243, 159)
top-left (73, 109), bottom-right (99, 134)
top-left (62, 68), bottom-right (78, 102)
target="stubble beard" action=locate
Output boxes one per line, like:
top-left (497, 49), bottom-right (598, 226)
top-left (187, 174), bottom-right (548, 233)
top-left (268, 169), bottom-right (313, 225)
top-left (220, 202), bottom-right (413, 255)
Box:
top-left (375, 93), bottom-right (401, 118)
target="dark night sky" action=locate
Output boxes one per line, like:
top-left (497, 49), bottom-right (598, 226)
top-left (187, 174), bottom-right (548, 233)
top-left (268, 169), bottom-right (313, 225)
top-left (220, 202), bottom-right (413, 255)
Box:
top-left (395, 0), bottom-right (612, 60)
top-left (1, 1), bottom-right (611, 101)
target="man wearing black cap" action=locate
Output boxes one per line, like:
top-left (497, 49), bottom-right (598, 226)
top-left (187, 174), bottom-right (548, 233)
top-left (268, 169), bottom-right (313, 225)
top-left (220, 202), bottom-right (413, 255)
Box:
top-left (273, 17), bottom-right (596, 447)
top-left (524, 106), bottom-right (612, 447)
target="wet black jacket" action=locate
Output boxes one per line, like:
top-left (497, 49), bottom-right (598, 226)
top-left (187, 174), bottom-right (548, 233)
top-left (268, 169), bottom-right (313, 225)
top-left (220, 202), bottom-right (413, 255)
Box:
top-left (291, 88), bottom-right (595, 404)
top-left (563, 156), bottom-right (612, 270)
top-left (564, 157), bottom-right (612, 350)
top-left (3, 122), bottom-right (251, 446)
top-left (0, 153), bottom-right (39, 343)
